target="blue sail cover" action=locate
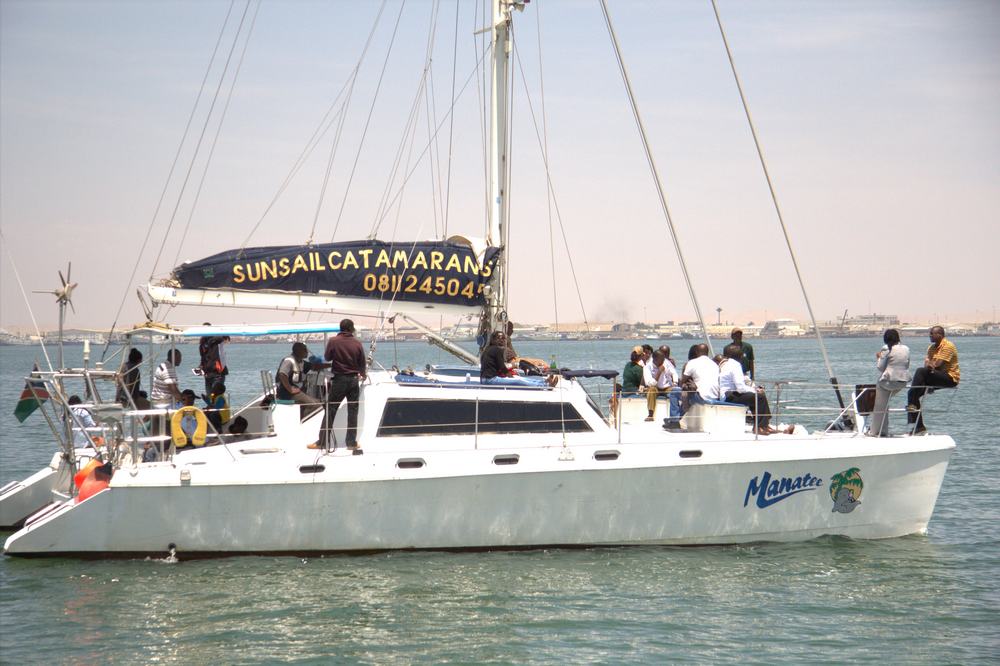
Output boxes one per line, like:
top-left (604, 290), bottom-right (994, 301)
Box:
top-left (173, 241), bottom-right (502, 309)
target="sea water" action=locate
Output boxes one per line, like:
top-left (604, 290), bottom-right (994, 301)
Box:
top-left (1, 337), bottom-right (998, 663)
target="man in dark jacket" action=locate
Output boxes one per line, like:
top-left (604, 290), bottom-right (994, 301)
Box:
top-left (323, 319), bottom-right (367, 452)
top-left (198, 323), bottom-right (230, 394)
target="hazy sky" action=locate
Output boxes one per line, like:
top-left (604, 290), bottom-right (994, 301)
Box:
top-left (2, 0), bottom-right (998, 332)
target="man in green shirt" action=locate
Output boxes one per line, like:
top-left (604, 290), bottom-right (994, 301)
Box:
top-left (731, 328), bottom-right (755, 379)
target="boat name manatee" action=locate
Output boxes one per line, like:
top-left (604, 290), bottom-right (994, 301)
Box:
top-left (744, 471), bottom-right (824, 509)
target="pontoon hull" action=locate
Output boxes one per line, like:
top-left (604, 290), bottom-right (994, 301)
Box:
top-left (0, 451), bottom-right (92, 530)
top-left (3, 435), bottom-right (953, 556)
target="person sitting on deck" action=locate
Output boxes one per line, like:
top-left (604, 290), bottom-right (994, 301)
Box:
top-left (719, 344), bottom-right (775, 435)
top-left (68, 395), bottom-right (97, 448)
top-left (681, 344), bottom-right (721, 406)
top-left (223, 415), bottom-right (253, 442)
top-left (176, 389), bottom-right (200, 449)
top-left (643, 350), bottom-right (681, 424)
top-left (620, 350), bottom-right (644, 396)
top-left (481, 331), bottom-right (555, 387)
top-left (907, 325), bottom-right (960, 435)
top-left (277, 342), bottom-right (324, 419)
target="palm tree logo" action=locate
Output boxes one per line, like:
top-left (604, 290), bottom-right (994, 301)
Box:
top-left (829, 468), bottom-right (863, 514)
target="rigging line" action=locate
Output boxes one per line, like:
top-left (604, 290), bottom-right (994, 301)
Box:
top-left (369, 1), bottom-right (441, 237)
top-left (172, 0), bottom-right (261, 269)
top-left (370, 68), bottom-right (429, 236)
top-left (373, 20), bottom-right (436, 313)
top-left (428, 0), bottom-right (447, 235)
top-left (309, 58), bottom-right (363, 244)
top-left (241, 0), bottom-right (389, 252)
top-left (710, 0), bottom-right (837, 382)
top-left (512, 47), bottom-right (590, 330)
top-left (149, 0), bottom-right (253, 281)
top-left (0, 231), bottom-right (54, 370)
top-left (328, 0), bottom-right (408, 244)
top-left (443, 0), bottom-right (460, 236)
top-left (100, 0), bottom-right (236, 361)
top-left (422, 0), bottom-right (443, 238)
top-left (535, 0), bottom-right (559, 333)
top-left (599, 0), bottom-right (712, 352)
top-left (371, 48), bottom-right (488, 238)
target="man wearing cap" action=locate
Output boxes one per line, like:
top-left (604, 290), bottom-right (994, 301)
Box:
top-left (276, 342), bottom-right (322, 419)
top-left (323, 319), bottom-right (367, 451)
top-left (731, 328), bottom-right (755, 380)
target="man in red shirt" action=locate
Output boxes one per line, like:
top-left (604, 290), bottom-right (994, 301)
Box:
top-left (323, 318), bottom-right (367, 452)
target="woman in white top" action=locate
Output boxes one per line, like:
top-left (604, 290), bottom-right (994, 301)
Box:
top-left (869, 328), bottom-right (910, 437)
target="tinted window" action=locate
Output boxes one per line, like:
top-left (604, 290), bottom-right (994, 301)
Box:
top-left (377, 398), bottom-right (592, 436)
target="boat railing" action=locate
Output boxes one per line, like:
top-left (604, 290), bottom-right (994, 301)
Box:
top-left (770, 379), bottom-right (957, 436)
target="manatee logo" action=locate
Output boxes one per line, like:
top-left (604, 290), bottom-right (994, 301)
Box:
top-left (829, 468), bottom-right (863, 514)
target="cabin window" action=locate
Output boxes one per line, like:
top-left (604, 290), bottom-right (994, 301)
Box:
top-left (377, 398), bottom-right (592, 437)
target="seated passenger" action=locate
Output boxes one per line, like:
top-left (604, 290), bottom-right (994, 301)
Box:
top-left (643, 350), bottom-right (681, 424)
top-left (480, 331), bottom-right (553, 387)
top-left (68, 395), bottom-right (98, 448)
top-left (176, 389), bottom-right (200, 450)
top-left (223, 415), bottom-right (253, 442)
top-left (681, 344), bottom-right (721, 406)
top-left (719, 344), bottom-right (775, 435)
top-left (276, 342), bottom-right (324, 418)
top-left (621, 350), bottom-right (644, 396)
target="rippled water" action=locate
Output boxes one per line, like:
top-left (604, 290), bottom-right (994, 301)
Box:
top-left (2, 337), bottom-right (998, 663)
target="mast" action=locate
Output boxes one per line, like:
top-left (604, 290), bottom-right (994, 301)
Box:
top-left (482, 0), bottom-right (520, 348)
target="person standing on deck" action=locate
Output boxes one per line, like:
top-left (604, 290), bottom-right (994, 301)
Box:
top-left (731, 328), bottom-right (755, 380)
top-left (323, 319), bottom-right (367, 452)
top-left (151, 350), bottom-right (183, 408)
top-left (870, 328), bottom-right (910, 437)
top-left (198, 324), bottom-right (230, 395)
top-left (116, 348), bottom-right (143, 406)
top-left (907, 326), bottom-right (960, 434)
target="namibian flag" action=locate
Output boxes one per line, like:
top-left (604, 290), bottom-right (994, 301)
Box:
top-left (13, 363), bottom-right (49, 423)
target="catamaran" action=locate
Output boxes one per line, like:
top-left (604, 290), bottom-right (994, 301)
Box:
top-left (3, 1), bottom-right (953, 557)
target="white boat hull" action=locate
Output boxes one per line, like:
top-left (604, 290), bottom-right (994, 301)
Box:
top-left (3, 434), bottom-right (953, 557)
top-left (0, 450), bottom-right (94, 530)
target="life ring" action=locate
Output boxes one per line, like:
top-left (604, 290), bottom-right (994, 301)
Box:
top-left (170, 406), bottom-right (208, 448)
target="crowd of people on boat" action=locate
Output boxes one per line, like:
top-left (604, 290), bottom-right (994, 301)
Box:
top-left (618, 326), bottom-right (960, 437)
top-left (86, 321), bottom-right (961, 461)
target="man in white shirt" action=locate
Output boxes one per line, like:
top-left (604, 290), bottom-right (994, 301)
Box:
top-left (682, 344), bottom-right (721, 404)
top-left (719, 344), bottom-right (774, 434)
top-left (151, 350), bottom-right (184, 407)
top-left (643, 351), bottom-right (681, 423)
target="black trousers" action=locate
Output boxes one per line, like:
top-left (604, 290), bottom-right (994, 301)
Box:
top-left (204, 372), bottom-right (224, 395)
top-left (325, 374), bottom-right (361, 447)
top-left (725, 390), bottom-right (772, 429)
top-left (907, 367), bottom-right (956, 429)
